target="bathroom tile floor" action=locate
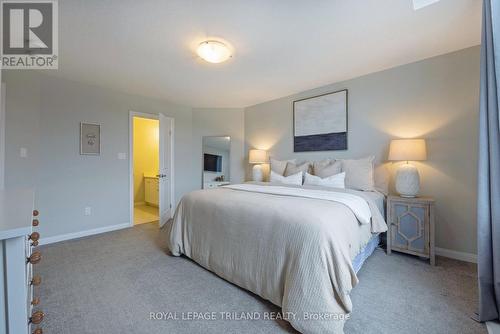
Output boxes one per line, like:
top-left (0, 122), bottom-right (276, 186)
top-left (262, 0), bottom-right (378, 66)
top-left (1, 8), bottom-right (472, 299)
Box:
top-left (134, 204), bottom-right (159, 225)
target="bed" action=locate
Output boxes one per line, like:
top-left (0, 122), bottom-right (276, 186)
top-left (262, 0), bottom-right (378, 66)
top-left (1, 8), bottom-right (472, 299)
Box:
top-left (168, 182), bottom-right (387, 334)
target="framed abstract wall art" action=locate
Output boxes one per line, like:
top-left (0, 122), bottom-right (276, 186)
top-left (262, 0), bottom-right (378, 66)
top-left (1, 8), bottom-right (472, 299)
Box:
top-left (293, 89), bottom-right (348, 152)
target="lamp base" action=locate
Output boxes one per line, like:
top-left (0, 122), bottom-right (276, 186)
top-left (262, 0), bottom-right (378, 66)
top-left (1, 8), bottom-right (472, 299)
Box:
top-left (395, 163), bottom-right (420, 197)
top-left (252, 164), bottom-right (264, 182)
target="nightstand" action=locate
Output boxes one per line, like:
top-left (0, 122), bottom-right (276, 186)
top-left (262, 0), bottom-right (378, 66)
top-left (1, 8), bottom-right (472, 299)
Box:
top-left (387, 195), bottom-right (435, 265)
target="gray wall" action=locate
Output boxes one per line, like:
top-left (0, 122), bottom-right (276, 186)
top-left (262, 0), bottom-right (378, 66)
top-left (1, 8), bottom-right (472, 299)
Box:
top-left (193, 108), bottom-right (245, 188)
top-left (2, 46), bottom-right (480, 256)
top-left (0, 71), bottom-right (3, 190)
top-left (3, 71), bottom-right (198, 238)
top-left (244, 46), bottom-right (480, 255)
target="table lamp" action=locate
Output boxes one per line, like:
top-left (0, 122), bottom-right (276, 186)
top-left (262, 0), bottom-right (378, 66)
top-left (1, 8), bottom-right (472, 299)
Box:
top-left (248, 149), bottom-right (267, 182)
top-left (388, 139), bottom-right (427, 197)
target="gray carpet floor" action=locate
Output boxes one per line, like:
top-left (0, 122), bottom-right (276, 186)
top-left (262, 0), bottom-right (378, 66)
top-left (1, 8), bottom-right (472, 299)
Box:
top-left (36, 223), bottom-right (486, 334)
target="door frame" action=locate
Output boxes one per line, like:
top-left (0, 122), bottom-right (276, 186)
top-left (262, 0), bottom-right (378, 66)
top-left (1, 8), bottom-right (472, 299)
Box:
top-left (129, 111), bottom-right (175, 227)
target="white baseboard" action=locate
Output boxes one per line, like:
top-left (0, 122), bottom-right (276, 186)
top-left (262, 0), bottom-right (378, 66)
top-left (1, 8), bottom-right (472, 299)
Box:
top-left (39, 222), bottom-right (131, 245)
top-left (435, 247), bottom-right (477, 263)
top-left (487, 321), bottom-right (500, 334)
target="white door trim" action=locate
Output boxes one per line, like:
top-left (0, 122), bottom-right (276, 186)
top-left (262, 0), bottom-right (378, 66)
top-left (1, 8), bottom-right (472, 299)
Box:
top-left (161, 114), bottom-right (175, 226)
top-left (0, 83), bottom-right (6, 190)
top-left (129, 111), bottom-right (175, 228)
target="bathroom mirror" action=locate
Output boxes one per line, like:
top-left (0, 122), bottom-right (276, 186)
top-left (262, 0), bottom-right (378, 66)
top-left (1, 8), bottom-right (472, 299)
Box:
top-left (202, 136), bottom-right (231, 189)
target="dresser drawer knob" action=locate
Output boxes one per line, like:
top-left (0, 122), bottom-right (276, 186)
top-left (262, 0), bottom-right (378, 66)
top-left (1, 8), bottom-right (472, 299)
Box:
top-left (31, 275), bottom-right (42, 286)
top-left (29, 232), bottom-right (40, 241)
top-left (30, 311), bottom-right (44, 324)
top-left (31, 297), bottom-right (40, 305)
top-left (32, 328), bottom-right (43, 334)
top-left (28, 251), bottom-right (42, 265)
top-left (32, 219), bottom-right (40, 227)
top-left (33, 210), bottom-right (39, 217)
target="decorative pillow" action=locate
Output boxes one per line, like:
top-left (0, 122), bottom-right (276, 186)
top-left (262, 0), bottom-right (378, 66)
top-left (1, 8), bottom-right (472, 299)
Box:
top-left (313, 159), bottom-right (342, 178)
top-left (284, 162), bottom-right (312, 177)
top-left (304, 172), bottom-right (346, 189)
top-left (270, 158), bottom-right (296, 176)
top-left (269, 171), bottom-right (303, 185)
top-left (341, 156), bottom-right (375, 191)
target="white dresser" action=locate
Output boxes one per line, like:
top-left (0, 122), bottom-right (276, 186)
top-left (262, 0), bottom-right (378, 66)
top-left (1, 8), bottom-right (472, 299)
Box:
top-left (0, 189), bottom-right (43, 334)
top-left (203, 181), bottom-right (230, 189)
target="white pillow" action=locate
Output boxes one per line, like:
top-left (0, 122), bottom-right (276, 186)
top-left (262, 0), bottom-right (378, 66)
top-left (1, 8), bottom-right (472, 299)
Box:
top-left (304, 172), bottom-right (345, 189)
top-left (270, 158), bottom-right (296, 176)
top-left (270, 171), bottom-right (303, 185)
top-left (341, 156), bottom-right (375, 191)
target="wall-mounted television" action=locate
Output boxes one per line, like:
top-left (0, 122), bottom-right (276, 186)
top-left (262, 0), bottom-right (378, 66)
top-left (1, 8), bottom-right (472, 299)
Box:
top-left (204, 153), bottom-right (222, 172)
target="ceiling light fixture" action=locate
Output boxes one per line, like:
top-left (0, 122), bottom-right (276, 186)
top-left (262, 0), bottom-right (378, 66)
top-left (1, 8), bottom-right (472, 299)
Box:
top-left (196, 40), bottom-right (232, 64)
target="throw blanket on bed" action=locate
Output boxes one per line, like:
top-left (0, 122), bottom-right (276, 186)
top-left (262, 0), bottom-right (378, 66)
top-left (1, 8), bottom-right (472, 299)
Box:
top-left (224, 183), bottom-right (381, 229)
top-left (169, 183), bottom-right (387, 334)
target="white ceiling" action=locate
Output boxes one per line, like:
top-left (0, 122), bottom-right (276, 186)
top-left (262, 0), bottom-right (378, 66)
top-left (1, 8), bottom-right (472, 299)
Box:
top-left (49, 0), bottom-right (481, 108)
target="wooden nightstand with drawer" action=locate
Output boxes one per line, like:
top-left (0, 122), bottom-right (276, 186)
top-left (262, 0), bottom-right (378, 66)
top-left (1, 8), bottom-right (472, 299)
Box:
top-left (387, 195), bottom-right (435, 265)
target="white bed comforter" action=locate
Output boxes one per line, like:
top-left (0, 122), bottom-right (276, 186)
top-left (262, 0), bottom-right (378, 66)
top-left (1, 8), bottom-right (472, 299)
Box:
top-left (168, 183), bottom-right (387, 334)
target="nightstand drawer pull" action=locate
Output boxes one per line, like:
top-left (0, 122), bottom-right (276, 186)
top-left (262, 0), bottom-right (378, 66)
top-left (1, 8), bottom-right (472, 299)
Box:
top-left (30, 311), bottom-right (44, 325)
top-left (31, 275), bottom-right (42, 286)
top-left (28, 251), bottom-right (42, 265)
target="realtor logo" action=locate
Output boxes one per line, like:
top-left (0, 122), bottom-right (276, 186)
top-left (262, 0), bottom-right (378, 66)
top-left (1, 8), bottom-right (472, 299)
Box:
top-left (1, 0), bottom-right (58, 69)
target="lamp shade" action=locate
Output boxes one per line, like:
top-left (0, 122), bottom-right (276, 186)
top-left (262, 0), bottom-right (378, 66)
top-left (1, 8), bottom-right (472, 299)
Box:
top-left (248, 149), bottom-right (267, 164)
top-left (388, 139), bottom-right (427, 161)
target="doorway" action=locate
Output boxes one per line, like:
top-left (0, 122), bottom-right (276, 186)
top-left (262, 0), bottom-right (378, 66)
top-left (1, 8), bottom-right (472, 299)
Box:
top-left (132, 116), bottom-right (159, 225)
top-left (129, 111), bottom-right (174, 228)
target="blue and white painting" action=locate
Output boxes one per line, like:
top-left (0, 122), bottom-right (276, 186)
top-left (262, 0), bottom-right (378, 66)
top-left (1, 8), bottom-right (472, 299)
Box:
top-left (293, 89), bottom-right (347, 152)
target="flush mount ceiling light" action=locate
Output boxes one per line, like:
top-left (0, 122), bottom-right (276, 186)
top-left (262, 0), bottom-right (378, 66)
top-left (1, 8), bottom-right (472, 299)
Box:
top-left (196, 40), bottom-right (232, 63)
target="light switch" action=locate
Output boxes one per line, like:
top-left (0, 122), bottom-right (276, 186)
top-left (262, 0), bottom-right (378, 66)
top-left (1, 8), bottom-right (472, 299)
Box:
top-left (118, 152), bottom-right (127, 160)
top-left (20, 147), bottom-right (27, 158)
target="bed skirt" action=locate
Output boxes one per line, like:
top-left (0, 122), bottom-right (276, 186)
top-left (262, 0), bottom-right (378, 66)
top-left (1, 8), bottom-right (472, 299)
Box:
top-left (353, 234), bottom-right (380, 273)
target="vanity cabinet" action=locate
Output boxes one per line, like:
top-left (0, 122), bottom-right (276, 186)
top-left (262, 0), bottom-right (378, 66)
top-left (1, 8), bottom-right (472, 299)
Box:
top-left (145, 176), bottom-right (159, 207)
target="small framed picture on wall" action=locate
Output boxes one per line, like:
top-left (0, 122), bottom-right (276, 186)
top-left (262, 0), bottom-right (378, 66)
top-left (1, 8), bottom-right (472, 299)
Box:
top-left (80, 122), bottom-right (101, 155)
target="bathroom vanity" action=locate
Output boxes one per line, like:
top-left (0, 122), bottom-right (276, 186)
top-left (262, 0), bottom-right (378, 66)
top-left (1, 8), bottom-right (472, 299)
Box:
top-left (144, 175), bottom-right (159, 206)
